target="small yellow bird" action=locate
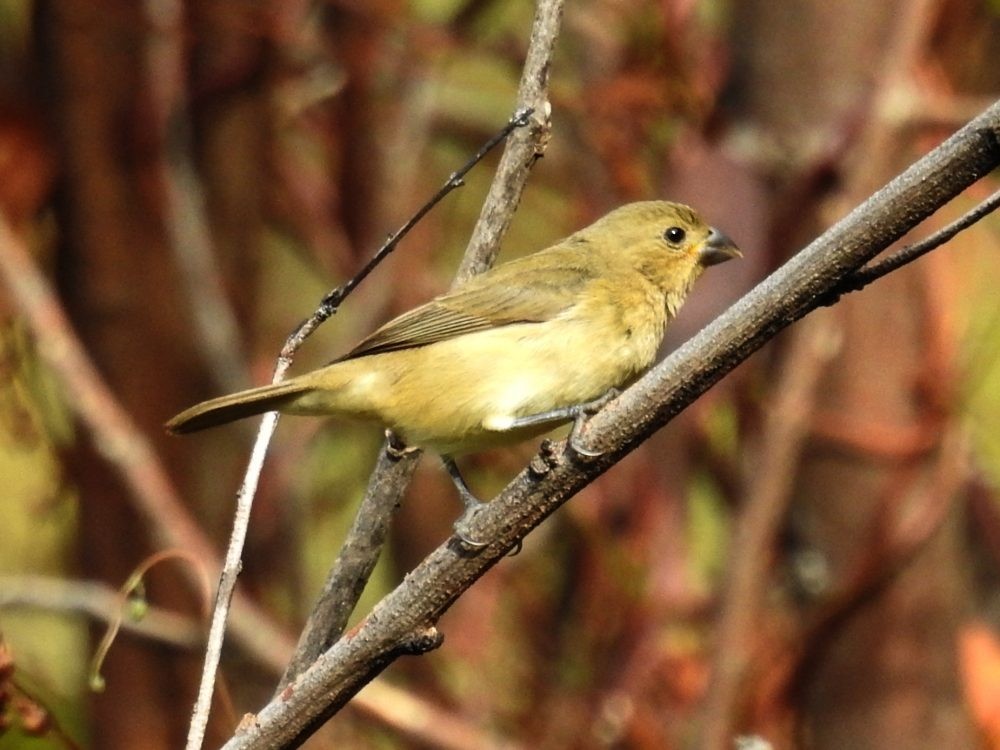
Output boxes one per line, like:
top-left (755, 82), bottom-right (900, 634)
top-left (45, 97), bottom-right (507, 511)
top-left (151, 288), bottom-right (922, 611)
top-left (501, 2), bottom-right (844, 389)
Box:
top-left (167, 201), bottom-right (739, 542)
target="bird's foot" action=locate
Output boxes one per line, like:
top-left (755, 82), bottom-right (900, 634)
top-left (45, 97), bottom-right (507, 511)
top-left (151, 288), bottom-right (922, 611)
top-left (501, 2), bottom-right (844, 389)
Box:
top-left (568, 415), bottom-right (603, 458)
top-left (453, 500), bottom-right (523, 556)
top-left (443, 456), bottom-right (490, 548)
top-left (504, 388), bottom-right (620, 450)
top-left (452, 498), bottom-right (490, 549)
top-left (385, 430), bottom-right (420, 459)
top-left (568, 388), bottom-right (620, 458)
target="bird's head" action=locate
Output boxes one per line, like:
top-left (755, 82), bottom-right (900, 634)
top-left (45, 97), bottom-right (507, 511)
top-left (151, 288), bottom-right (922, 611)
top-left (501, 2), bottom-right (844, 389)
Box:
top-left (578, 201), bottom-right (741, 296)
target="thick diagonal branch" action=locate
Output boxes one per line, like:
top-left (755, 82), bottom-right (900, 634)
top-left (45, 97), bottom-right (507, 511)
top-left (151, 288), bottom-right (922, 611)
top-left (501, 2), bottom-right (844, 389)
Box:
top-left (221, 91), bottom-right (1000, 750)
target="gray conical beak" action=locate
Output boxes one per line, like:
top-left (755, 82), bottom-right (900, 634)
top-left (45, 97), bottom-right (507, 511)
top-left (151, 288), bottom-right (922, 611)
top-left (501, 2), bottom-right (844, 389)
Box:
top-left (699, 227), bottom-right (742, 267)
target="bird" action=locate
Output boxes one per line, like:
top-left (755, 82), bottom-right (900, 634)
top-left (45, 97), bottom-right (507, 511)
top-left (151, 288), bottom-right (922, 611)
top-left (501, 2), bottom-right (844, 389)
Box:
top-left (167, 201), bottom-right (740, 544)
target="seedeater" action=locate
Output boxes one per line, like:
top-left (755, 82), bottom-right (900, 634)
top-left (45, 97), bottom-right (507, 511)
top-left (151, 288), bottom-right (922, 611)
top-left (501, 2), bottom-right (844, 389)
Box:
top-left (167, 201), bottom-right (740, 542)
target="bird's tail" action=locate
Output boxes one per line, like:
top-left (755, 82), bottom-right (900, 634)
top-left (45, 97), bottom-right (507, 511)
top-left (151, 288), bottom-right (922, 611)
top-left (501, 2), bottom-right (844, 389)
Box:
top-left (165, 380), bottom-right (310, 434)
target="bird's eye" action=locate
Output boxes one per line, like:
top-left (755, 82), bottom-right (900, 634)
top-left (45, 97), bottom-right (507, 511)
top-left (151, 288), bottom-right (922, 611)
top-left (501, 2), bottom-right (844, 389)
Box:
top-left (664, 226), bottom-right (686, 244)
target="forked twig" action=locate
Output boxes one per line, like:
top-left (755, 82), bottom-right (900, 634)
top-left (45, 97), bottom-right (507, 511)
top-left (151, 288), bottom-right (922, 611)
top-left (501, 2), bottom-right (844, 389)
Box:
top-left (279, 0), bottom-right (563, 690)
top-left (184, 108), bottom-right (533, 750)
top-left (276, 107), bottom-right (535, 365)
top-left (826, 187), bottom-right (1000, 301)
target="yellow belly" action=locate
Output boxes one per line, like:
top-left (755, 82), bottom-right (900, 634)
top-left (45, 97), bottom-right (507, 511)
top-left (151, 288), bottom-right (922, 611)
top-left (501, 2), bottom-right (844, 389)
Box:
top-left (289, 306), bottom-right (665, 454)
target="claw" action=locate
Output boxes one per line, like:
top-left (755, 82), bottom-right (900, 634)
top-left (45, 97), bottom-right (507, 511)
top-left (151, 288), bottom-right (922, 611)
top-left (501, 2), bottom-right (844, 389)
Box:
top-left (568, 411), bottom-right (604, 457)
top-left (385, 430), bottom-right (420, 459)
top-left (452, 503), bottom-right (490, 549)
top-left (443, 456), bottom-right (490, 548)
top-left (567, 389), bottom-right (619, 458)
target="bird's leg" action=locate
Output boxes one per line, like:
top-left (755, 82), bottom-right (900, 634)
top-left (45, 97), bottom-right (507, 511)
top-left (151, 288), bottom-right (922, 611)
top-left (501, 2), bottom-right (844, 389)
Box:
top-left (443, 456), bottom-right (490, 548)
top-left (445, 390), bottom-right (620, 549)
top-left (504, 388), bottom-right (620, 458)
top-left (578, 387), bottom-right (620, 415)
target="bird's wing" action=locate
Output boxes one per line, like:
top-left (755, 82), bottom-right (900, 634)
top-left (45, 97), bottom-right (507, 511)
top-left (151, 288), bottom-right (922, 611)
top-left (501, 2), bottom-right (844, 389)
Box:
top-left (337, 249), bottom-right (597, 361)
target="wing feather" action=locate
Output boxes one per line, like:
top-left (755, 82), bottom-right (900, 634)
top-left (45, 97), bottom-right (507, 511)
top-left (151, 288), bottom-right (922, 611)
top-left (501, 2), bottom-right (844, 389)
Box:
top-left (337, 246), bottom-right (597, 361)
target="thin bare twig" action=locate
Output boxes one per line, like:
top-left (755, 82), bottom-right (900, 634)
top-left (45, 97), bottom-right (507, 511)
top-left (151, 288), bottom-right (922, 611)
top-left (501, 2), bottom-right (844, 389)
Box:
top-left (0, 578), bottom-right (522, 750)
top-left (89, 548), bottom-right (212, 691)
top-left (0, 575), bottom-right (204, 650)
top-left (280, 105), bottom-right (536, 361)
top-left (0, 211), bottom-right (295, 672)
top-left (280, 0), bottom-right (563, 687)
top-left (455, 4), bottom-right (559, 281)
top-left (186, 108), bottom-right (535, 748)
top-left (278, 445), bottom-right (418, 686)
top-left (829, 186), bottom-right (1000, 298)
top-left (221, 98), bottom-right (1000, 750)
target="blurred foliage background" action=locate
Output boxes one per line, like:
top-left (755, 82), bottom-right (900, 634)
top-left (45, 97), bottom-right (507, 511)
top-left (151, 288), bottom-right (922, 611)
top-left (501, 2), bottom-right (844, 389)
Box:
top-left (0, 0), bottom-right (999, 748)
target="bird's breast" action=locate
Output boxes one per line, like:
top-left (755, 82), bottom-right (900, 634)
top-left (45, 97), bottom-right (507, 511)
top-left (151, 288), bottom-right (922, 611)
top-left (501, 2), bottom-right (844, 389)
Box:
top-left (572, 275), bottom-right (669, 374)
top-left (295, 280), bottom-right (672, 454)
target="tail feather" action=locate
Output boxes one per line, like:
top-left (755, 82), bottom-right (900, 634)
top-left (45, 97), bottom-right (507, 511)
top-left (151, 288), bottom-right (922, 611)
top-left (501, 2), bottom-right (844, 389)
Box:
top-left (166, 381), bottom-right (310, 434)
